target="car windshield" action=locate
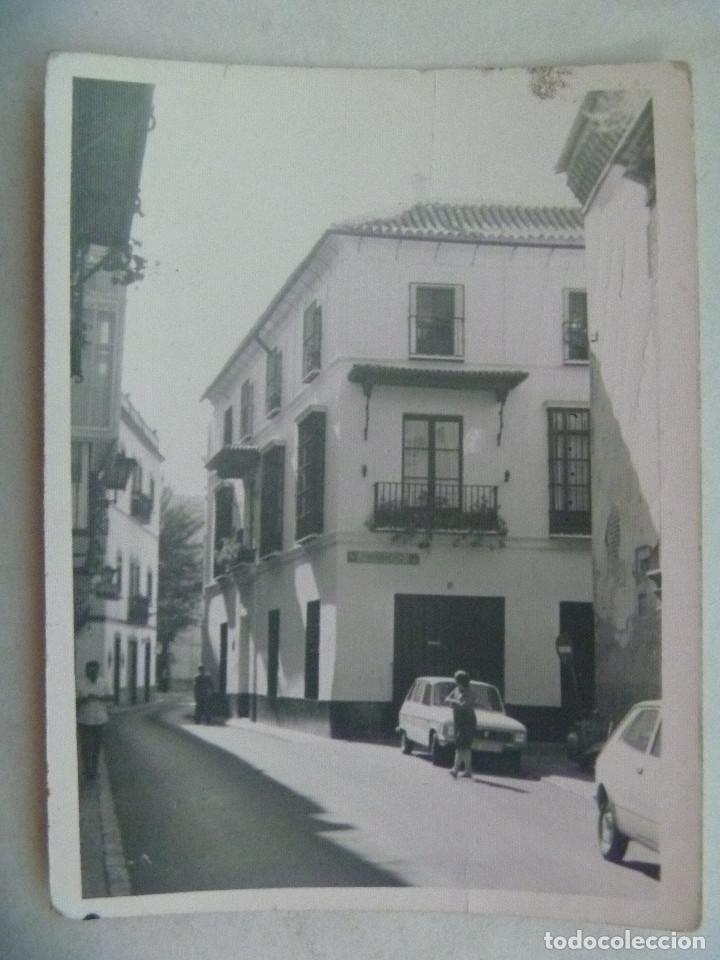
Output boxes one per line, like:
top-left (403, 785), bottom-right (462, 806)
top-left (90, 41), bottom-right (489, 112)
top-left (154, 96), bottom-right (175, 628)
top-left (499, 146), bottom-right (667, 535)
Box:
top-left (432, 681), bottom-right (503, 712)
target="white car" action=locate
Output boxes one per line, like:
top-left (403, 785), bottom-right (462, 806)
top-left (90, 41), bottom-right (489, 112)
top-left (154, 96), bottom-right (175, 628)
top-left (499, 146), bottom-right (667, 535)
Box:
top-left (396, 676), bottom-right (527, 771)
top-left (595, 700), bottom-right (661, 862)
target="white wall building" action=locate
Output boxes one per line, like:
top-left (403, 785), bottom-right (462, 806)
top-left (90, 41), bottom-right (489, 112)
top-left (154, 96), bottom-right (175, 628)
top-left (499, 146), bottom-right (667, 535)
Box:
top-left (74, 394), bottom-right (163, 705)
top-left (202, 203), bottom-right (592, 740)
top-left (558, 94), bottom-right (661, 721)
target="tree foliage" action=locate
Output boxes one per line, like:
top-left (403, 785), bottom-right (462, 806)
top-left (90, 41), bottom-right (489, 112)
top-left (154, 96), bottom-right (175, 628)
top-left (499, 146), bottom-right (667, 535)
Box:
top-left (157, 487), bottom-right (204, 650)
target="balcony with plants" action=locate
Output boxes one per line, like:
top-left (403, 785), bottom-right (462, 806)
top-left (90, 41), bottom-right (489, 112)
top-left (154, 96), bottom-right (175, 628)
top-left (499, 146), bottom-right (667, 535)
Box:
top-left (213, 529), bottom-right (256, 578)
top-left (370, 481), bottom-right (501, 535)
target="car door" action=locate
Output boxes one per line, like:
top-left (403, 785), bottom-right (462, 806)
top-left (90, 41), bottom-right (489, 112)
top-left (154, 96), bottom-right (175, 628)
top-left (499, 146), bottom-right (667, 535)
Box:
top-left (419, 680), bottom-right (437, 745)
top-left (400, 680), bottom-right (420, 743)
top-left (634, 720), bottom-right (661, 849)
top-left (613, 706), bottom-right (660, 840)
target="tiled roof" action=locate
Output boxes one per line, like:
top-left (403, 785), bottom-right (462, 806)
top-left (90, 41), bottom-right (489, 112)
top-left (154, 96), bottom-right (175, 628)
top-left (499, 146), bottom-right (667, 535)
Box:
top-left (348, 364), bottom-right (529, 397)
top-left (335, 203), bottom-right (583, 247)
top-left (557, 91), bottom-right (651, 207)
top-left (205, 444), bottom-right (260, 479)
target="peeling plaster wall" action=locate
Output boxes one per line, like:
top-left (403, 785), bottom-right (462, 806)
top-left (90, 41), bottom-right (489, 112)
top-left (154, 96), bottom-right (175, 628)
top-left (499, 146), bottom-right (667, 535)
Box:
top-left (585, 161), bottom-right (661, 722)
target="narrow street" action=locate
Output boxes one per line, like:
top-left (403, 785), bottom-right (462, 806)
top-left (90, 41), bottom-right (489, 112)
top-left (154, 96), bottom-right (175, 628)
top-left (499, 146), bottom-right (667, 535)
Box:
top-left (105, 701), bottom-right (660, 898)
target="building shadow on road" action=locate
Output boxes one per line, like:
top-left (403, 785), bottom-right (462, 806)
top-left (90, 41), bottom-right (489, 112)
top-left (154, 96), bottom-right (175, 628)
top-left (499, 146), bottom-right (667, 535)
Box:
top-left (105, 703), bottom-right (407, 895)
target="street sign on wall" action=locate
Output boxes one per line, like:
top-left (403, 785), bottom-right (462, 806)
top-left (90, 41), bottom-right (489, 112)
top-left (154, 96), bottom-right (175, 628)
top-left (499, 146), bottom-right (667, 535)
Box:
top-left (346, 550), bottom-right (420, 566)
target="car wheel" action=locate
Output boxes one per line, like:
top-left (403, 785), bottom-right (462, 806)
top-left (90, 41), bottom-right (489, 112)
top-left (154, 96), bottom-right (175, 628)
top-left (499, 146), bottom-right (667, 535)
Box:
top-left (429, 733), bottom-right (444, 766)
top-left (400, 731), bottom-right (413, 755)
top-left (598, 798), bottom-right (629, 862)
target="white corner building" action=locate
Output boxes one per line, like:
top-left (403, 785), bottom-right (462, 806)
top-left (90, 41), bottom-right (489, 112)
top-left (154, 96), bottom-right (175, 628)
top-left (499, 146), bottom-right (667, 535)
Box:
top-left (202, 203), bottom-right (592, 739)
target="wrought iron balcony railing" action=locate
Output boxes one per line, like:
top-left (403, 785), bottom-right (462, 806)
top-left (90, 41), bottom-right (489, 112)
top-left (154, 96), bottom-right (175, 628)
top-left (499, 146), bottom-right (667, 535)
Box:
top-left (127, 594), bottom-right (150, 625)
top-left (131, 490), bottom-right (153, 523)
top-left (372, 481), bottom-right (499, 532)
top-left (214, 530), bottom-right (256, 578)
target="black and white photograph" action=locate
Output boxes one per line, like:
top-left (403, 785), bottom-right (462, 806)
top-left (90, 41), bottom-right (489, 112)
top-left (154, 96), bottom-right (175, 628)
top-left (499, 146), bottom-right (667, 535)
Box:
top-left (44, 55), bottom-right (700, 926)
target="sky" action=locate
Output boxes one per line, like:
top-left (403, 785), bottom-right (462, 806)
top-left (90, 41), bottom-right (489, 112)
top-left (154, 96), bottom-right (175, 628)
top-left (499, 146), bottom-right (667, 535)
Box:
top-left (121, 64), bottom-right (586, 497)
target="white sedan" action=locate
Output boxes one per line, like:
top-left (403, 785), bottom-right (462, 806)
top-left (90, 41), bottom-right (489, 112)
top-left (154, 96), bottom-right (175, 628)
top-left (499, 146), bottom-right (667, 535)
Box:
top-left (397, 676), bottom-right (527, 771)
top-left (595, 700), bottom-right (661, 862)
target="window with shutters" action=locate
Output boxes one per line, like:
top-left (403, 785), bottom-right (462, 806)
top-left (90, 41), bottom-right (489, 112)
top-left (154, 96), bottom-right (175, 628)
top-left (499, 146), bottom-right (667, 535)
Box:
top-left (223, 405), bottom-right (234, 445)
top-left (296, 412), bottom-right (326, 541)
top-left (71, 441), bottom-right (90, 530)
top-left (214, 485), bottom-right (235, 551)
top-left (547, 408), bottom-right (591, 535)
top-left (409, 283), bottom-right (464, 358)
top-left (267, 609), bottom-right (280, 699)
top-left (304, 600), bottom-right (320, 699)
top-left (302, 302), bottom-right (322, 381)
top-left (562, 289), bottom-right (589, 362)
top-left (260, 446), bottom-right (285, 556)
top-left (265, 349), bottom-right (282, 416)
top-left (240, 379), bottom-right (254, 439)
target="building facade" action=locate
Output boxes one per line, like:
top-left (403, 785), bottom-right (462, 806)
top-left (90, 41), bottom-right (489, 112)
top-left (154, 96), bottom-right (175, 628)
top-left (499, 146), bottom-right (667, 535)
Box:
top-left (74, 394), bottom-right (163, 703)
top-left (70, 78), bottom-right (155, 697)
top-left (202, 203), bottom-right (592, 740)
top-left (558, 93), bottom-right (661, 722)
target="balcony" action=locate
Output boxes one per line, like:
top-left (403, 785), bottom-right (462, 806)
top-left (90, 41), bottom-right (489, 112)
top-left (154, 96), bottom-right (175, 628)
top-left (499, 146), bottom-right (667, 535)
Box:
top-left (131, 490), bottom-right (153, 523)
top-left (127, 594), bottom-right (150, 625)
top-left (372, 481), bottom-right (499, 533)
top-left (94, 564), bottom-right (121, 600)
top-left (214, 530), bottom-right (256, 578)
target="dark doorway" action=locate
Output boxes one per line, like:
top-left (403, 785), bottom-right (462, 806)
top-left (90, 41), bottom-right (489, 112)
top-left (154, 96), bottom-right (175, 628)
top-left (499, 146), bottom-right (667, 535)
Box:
top-left (559, 601), bottom-right (595, 718)
top-left (393, 594), bottom-right (505, 708)
top-left (219, 623), bottom-right (228, 694)
top-left (143, 641), bottom-right (151, 702)
top-left (267, 609), bottom-right (280, 699)
top-left (304, 600), bottom-right (320, 699)
top-left (113, 634), bottom-right (122, 705)
top-left (128, 639), bottom-right (138, 705)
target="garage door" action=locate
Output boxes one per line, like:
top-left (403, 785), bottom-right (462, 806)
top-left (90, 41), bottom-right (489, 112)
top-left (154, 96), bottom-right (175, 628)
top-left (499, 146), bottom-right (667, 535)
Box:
top-left (393, 594), bottom-right (505, 708)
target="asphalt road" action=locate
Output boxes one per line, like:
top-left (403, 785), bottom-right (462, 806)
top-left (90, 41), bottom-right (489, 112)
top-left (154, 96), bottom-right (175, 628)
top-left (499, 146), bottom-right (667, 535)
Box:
top-left (105, 701), bottom-right (660, 898)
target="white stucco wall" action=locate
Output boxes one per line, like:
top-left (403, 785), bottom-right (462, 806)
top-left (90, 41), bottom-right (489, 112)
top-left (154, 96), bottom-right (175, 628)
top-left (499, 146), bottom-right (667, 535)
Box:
top-left (584, 165), bottom-right (660, 532)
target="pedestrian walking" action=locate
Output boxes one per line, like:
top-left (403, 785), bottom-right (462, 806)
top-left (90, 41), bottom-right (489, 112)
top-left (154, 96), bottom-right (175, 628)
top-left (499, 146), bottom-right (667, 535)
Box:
top-left (76, 659), bottom-right (113, 781)
top-left (445, 670), bottom-right (477, 779)
top-left (193, 664), bottom-right (214, 724)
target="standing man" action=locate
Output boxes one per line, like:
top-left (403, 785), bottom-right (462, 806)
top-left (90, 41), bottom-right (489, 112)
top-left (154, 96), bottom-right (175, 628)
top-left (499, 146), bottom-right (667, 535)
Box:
top-left (445, 670), bottom-right (477, 779)
top-left (76, 659), bottom-right (112, 782)
top-left (193, 664), bottom-right (214, 724)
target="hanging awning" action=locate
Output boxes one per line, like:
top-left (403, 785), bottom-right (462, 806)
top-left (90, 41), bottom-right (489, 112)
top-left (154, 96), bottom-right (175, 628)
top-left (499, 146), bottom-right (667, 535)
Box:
top-left (348, 364), bottom-right (528, 399)
top-left (205, 445), bottom-right (260, 479)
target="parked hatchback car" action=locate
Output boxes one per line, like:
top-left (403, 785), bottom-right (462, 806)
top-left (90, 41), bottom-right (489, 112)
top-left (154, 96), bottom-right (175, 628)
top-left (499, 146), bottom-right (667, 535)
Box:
top-left (397, 676), bottom-right (527, 771)
top-left (595, 700), bottom-right (661, 862)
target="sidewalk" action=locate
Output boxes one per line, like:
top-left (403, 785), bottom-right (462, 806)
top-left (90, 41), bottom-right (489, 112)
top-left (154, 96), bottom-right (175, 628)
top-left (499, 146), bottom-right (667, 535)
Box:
top-left (78, 754), bottom-right (131, 897)
top-left (78, 693), bottom-right (188, 897)
top-left (195, 715), bottom-right (596, 796)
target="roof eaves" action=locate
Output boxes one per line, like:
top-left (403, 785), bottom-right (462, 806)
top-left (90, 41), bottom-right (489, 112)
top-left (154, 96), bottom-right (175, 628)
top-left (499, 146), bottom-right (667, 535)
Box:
top-left (202, 231), bottom-right (332, 402)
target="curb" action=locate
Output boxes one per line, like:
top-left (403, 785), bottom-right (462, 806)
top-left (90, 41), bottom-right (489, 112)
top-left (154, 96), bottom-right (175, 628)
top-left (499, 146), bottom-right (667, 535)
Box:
top-left (97, 755), bottom-right (132, 896)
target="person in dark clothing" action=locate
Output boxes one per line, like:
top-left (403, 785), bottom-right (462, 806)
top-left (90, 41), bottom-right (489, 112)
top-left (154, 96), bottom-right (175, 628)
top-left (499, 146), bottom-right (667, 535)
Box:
top-left (445, 670), bottom-right (477, 779)
top-left (193, 665), bottom-right (214, 724)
